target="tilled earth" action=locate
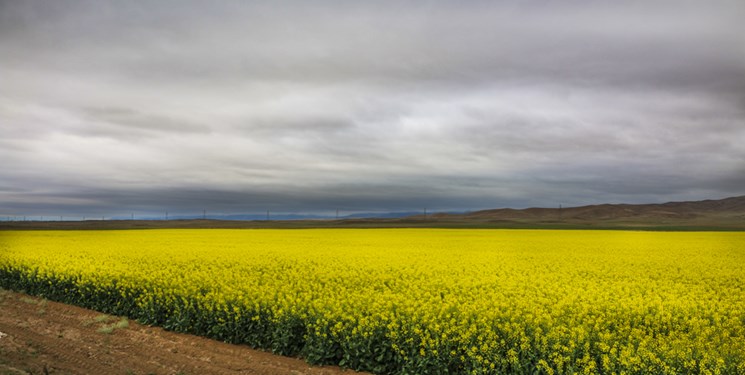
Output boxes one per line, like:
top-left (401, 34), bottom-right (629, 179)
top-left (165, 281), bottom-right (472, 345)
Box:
top-left (0, 289), bottom-right (368, 375)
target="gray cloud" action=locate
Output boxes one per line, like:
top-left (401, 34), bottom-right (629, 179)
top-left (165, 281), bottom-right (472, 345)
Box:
top-left (1, 0), bottom-right (744, 217)
top-left (81, 107), bottom-right (211, 138)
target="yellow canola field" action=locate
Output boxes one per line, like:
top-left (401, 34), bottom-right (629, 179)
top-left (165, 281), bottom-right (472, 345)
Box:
top-left (1, 229), bottom-right (743, 374)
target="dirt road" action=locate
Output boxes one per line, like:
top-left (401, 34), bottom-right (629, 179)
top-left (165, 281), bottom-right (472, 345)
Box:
top-left (0, 289), bottom-right (368, 375)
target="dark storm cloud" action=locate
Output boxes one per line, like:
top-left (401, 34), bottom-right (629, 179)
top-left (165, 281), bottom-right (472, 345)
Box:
top-left (1, 0), bottom-right (744, 216)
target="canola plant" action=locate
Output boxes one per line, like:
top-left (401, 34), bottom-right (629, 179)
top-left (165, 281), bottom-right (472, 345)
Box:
top-left (0, 229), bottom-right (743, 374)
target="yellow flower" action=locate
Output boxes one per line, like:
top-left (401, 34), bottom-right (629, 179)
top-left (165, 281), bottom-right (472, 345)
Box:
top-left (1, 229), bottom-right (743, 374)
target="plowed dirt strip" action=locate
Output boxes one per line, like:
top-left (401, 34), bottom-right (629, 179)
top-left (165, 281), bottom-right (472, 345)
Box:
top-left (0, 289), bottom-right (368, 375)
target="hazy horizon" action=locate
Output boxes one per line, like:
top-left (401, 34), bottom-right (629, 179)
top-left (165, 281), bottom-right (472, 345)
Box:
top-left (2, 1), bottom-right (744, 217)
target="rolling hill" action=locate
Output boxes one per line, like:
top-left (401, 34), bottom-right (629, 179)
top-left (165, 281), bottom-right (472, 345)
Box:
top-left (427, 195), bottom-right (745, 229)
top-left (1, 196), bottom-right (743, 231)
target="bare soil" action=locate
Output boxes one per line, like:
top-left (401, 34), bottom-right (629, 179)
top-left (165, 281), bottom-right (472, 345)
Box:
top-left (0, 289), bottom-right (369, 375)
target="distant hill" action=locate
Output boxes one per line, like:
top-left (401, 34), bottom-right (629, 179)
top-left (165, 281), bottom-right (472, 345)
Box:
top-left (2, 196), bottom-right (743, 231)
top-left (427, 196), bottom-right (745, 228)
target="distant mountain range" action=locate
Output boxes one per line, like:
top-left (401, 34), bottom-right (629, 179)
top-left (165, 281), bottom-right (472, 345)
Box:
top-left (111, 211), bottom-right (425, 221)
top-left (3, 196), bottom-right (743, 230)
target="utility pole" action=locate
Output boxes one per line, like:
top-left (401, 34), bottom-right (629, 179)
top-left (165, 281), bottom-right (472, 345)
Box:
top-left (60, 215), bottom-right (63, 221)
top-left (203, 209), bottom-right (206, 220)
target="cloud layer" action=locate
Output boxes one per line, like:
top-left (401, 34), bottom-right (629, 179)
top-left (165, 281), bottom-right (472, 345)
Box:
top-left (1, 0), bottom-right (744, 217)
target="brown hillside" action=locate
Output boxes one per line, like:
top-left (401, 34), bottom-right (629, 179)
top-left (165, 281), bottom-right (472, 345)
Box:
top-left (2, 196), bottom-right (743, 231)
top-left (459, 196), bottom-right (745, 224)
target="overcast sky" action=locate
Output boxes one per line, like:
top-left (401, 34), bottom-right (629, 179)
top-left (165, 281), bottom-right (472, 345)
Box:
top-left (1, 0), bottom-right (744, 217)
